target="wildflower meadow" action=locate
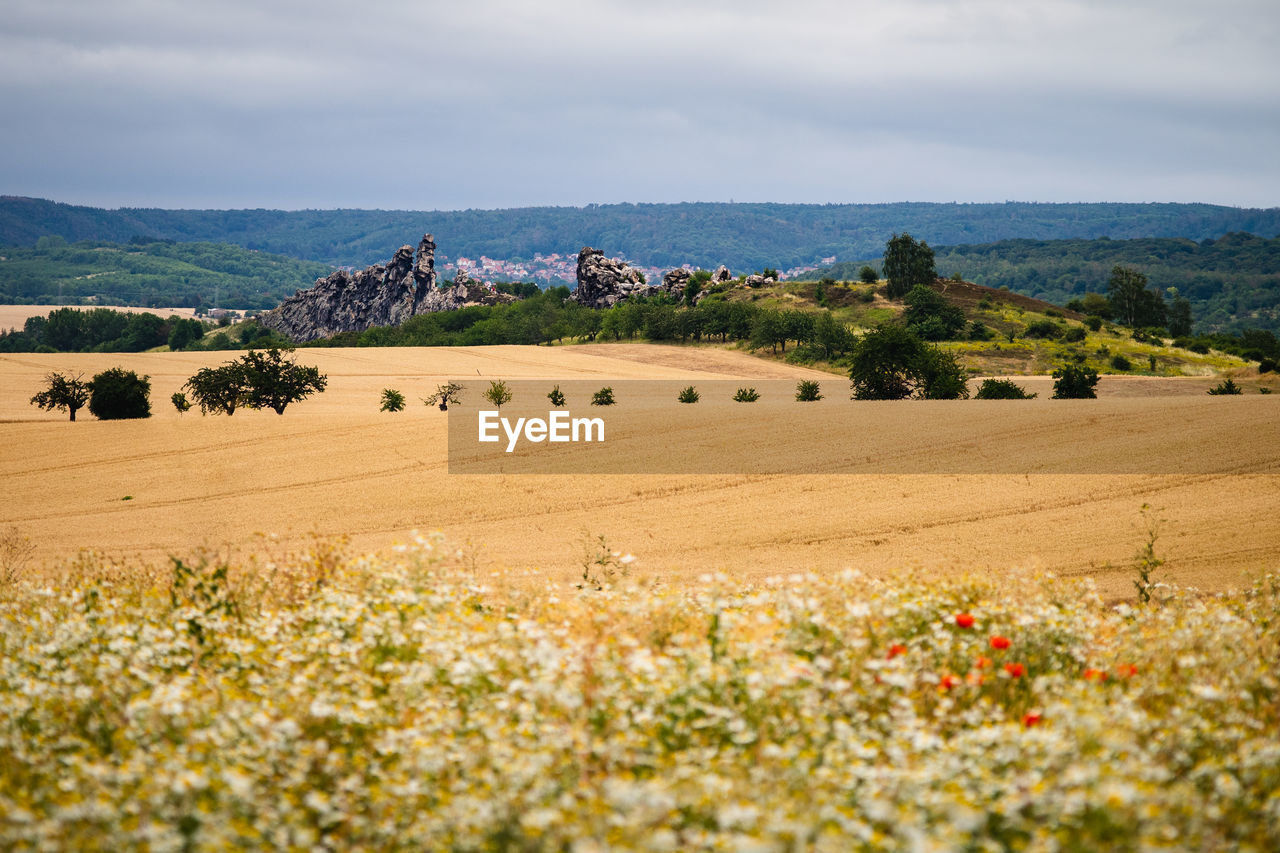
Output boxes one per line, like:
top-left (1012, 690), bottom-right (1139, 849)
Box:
top-left (1, 534), bottom-right (1278, 850)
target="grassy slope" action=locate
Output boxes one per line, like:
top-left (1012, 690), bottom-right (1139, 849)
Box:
top-left (718, 277), bottom-right (1252, 378)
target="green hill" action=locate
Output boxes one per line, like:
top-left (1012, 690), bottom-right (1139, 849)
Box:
top-left (0, 238), bottom-right (333, 309)
top-left (4, 196), bottom-right (1278, 271)
top-left (819, 233), bottom-right (1280, 334)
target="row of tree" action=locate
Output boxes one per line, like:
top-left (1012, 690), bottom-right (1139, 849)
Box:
top-left (30, 348), bottom-right (327, 421)
top-left (1, 307), bottom-right (207, 353)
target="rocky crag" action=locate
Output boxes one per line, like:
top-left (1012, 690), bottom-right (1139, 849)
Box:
top-left (258, 234), bottom-right (516, 342)
top-left (572, 247), bottom-right (696, 308)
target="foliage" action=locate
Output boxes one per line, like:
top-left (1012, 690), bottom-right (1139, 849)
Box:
top-left (1052, 364), bottom-right (1100, 399)
top-left (171, 392), bottom-right (191, 414)
top-left (848, 325), bottom-right (968, 400)
top-left (185, 362), bottom-right (250, 415)
top-left (424, 382), bottom-right (465, 411)
top-left (87, 367), bottom-right (152, 420)
top-left (483, 380), bottom-right (513, 409)
top-left (1132, 504), bottom-right (1164, 605)
top-left (1110, 354), bottom-right (1132, 372)
top-left (1024, 319), bottom-right (1064, 339)
top-left (237, 348), bottom-right (327, 414)
top-left (380, 389), bottom-right (406, 412)
top-left (591, 387), bottom-right (616, 406)
top-left (0, 307), bottom-right (201, 354)
top-left (184, 348), bottom-right (325, 415)
top-left (903, 284), bottom-right (966, 340)
top-left (0, 235), bottom-right (331, 309)
top-left (29, 371), bottom-right (90, 421)
top-left (858, 265), bottom-right (879, 284)
top-left (1108, 266), bottom-right (1167, 329)
top-left (795, 380), bottom-right (822, 401)
top-left (1085, 315), bottom-right (1103, 331)
top-left (1063, 326), bottom-right (1086, 342)
top-left (1207, 378), bottom-right (1243, 395)
top-left (547, 385), bottom-right (567, 407)
top-left (677, 386), bottom-right (700, 404)
top-left (4, 540), bottom-right (1280, 849)
top-left (882, 233), bottom-right (937, 299)
top-left (732, 387), bottom-right (760, 402)
top-left (974, 378), bottom-right (1037, 399)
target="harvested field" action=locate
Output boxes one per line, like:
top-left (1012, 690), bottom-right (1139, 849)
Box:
top-left (2, 343), bottom-right (1278, 600)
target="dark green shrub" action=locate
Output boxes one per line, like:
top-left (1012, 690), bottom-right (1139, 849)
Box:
top-left (1024, 319), bottom-right (1063, 339)
top-left (548, 385), bottom-right (567, 406)
top-left (171, 392), bottom-right (192, 414)
top-left (380, 388), bottom-right (406, 412)
top-left (88, 367), bottom-right (151, 419)
top-left (1207, 378), bottom-right (1243, 395)
top-left (848, 325), bottom-right (968, 400)
top-left (591, 387), bottom-right (616, 406)
top-left (1085, 316), bottom-right (1103, 332)
top-left (1063, 327), bottom-right (1086, 343)
top-left (1110, 354), bottom-right (1132, 371)
top-left (1190, 342), bottom-right (1210, 354)
top-left (733, 387), bottom-right (760, 402)
top-left (858, 266), bottom-right (878, 284)
top-left (677, 386), bottom-right (700, 404)
top-left (1258, 358), bottom-right (1276, 374)
top-left (1052, 364), bottom-right (1100, 399)
top-left (795, 380), bottom-right (822, 402)
top-left (974, 379), bottom-right (1037, 399)
top-left (968, 321), bottom-right (994, 341)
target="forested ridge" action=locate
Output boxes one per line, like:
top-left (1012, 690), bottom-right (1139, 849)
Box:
top-left (0, 237), bottom-right (333, 309)
top-left (4, 196), bottom-right (1278, 271)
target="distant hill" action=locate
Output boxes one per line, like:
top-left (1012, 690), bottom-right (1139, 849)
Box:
top-left (0, 238), bottom-right (332, 310)
top-left (818, 233), bottom-right (1280, 333)
top-left (3, 196), bottom-right (1279, 272)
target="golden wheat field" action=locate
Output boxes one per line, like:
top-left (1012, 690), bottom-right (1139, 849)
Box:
top-left (3, 343), bottom-right (1279, 600)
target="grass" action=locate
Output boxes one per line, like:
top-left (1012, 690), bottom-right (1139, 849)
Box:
top-left (2, 536), bottom-right (1278, 849)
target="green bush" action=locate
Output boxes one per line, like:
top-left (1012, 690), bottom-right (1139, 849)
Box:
top-left (1063, 327), bottom-right (1086, 343)
top-left (795, 380), bottom-right (822, 402)
top-left (591, 387), bottom-right (616, 406)
top-left (380, 389), bottom-right (406, 412)
top-left (733, 387), bottom-right (760, 402)
top-left (548, 385), bottom-right (567, 407)
top-left (974, 379), bottom-right (1037, 399)
top-left (677, 386), bottom-right (700, 404)
top-left (483, 380), bottom-right (513, 409)
top-left (89, 367), bottom-right (151, 420)
top-left (1052, 364), bottom-right (1100, 399)
top-left (171, 392), bottom-right (192, 414)
top-left (967, 321), bottom-right (994, 341)
top-left (848, 325), bottom-right (969, 400)
top-left (1207, 378), bottom-right (1243, 395)
top-left (1110, 354), bottom-right (1132, 372)
top-left (1085, 316), bottom-right (1103, 332)
top-left (1023, 319), bottom-right (1063, 339)
top-left (1258, 358), bottom-right (1276, 374)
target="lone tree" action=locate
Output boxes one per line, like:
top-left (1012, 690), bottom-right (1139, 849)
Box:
top-left (425, 382), bottom-right (465, 411)
top-left (87, 367), bottom-right (151, 420)
top-left (30, 372), bottom-right (90, 421)
top-left (848, 324), bottom-right (969, 400)
top-left (1051, 364), bottom-right (1100, 399)
top-left (483, 380), bottom-right (513, 409)
top-left (882, 233), bottom-right (937, 300)
top-left (1107, 266), bottom-right (1166, 328)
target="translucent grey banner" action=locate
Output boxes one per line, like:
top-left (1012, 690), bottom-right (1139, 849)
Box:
top-left (445, 379), bottom-right (1280, 474)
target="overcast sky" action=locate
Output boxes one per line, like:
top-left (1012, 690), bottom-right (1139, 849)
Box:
top-left (1, 0), bottom-right (1277, 210)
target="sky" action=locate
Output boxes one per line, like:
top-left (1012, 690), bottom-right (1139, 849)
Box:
top-left (1, 0), bottom-right (1278, 210)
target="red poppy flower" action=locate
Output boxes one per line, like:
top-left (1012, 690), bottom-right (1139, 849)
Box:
top-left (1082, 668), bottom-right (1108, 682)
top-left (1115, 663), bottom-right (1138, 679)
top-left (1022, 712), bottom-right (1043, 727)
top-left (939, 674), bottom-right (961, 691)
top-left (887, 644), bottom-right (907, 659)
top-left (974, 655), bottom-right (993, 669)
top-left (989, 635), bottom-right (1011, 650)
top-left (955, 613), bottom-right (976, 628)
top-left (1003, 662), bottom-right (1026, 678)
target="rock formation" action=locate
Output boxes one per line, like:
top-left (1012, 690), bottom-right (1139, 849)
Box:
top-left (571, 247), bottom-right (657, 309)
top-left (661, 267), bottom-right (692, 297)
top-left (710, 265), bottom-right (733, 283)
top-left (258, 234), bottom-right (515, 342)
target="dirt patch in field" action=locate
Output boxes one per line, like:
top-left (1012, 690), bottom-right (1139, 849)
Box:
top-left (2, 344), bottom-right (1277, 601)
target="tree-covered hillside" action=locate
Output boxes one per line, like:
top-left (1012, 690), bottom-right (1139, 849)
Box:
top-left (0, 237), bottom-right (333, 309)
top-left (4, 196), bottom-right (1278, 271)
top-left (822, 233), bottom-right (1280, 334)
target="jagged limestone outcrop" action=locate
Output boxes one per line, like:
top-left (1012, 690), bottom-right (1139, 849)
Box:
top-left (571, 247), bottom-right (657, 309)
top-left (258, 235), bottom-right (514, 342)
